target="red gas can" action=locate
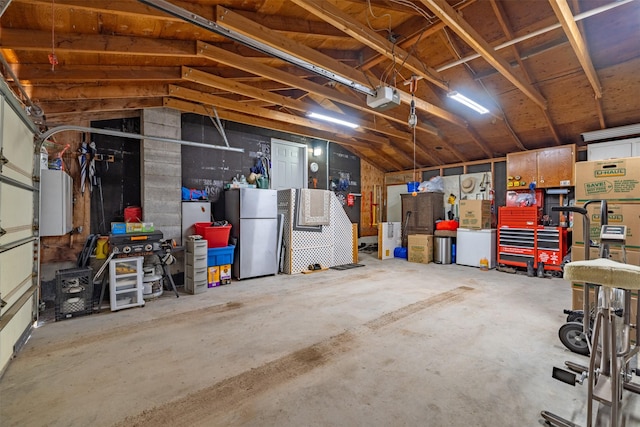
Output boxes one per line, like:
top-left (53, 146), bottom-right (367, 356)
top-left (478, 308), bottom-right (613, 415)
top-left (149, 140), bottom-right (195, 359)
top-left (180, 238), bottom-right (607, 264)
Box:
top-left (124, 206), bottom-right (142, 223)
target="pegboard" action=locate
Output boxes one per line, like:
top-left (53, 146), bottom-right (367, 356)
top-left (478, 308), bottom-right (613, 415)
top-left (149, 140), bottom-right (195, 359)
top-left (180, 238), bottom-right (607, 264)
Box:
top-left (277, 189), bottom-right (354, 274)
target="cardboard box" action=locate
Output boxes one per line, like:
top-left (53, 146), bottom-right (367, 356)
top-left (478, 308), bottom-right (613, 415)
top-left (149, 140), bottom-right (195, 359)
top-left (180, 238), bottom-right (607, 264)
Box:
top-left (570, 244), bottom-right (640, 266)
top-left (459, 200), bottom-right (491, 229)
top-left (207, 266), bottom-right (220, 288)
top-left (572, 284), bottom-right (638, 342)
top-left (126, 222), bottom-right (143, 233)
top-left (571, 284), bottom-right (637, 315)
top-left (575, 157), bottom-right (640, 203)
top-left (111, 222), bottom-right (126, 234)
top-left (220, 264), bottom-right (231, 285)
top-left (572, 203), bottom-right (640, 250)
top-left (407, 234), bottom-right (433, 264)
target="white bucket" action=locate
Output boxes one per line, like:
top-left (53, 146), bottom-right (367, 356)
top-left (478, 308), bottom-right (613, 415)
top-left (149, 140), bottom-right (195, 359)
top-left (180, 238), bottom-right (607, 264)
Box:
top-left (142, 274), bottom-right (163, 299)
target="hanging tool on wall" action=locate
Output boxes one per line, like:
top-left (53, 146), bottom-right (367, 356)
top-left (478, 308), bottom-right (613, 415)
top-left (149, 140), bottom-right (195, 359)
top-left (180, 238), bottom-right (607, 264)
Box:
top-left (447, 193), bottom-right (457, 220)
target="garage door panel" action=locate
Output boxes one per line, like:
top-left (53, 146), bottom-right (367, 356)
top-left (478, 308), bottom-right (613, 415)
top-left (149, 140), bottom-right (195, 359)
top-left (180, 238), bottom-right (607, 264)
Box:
top-left (0, 243), bottom-right (35, 315)
top-left (2, 101), bottom-right (35, 186)
top-left (0, 183), bottom-right (34, 245)
top-left (0, 90), bottom-right (38, 374)
top-left (0, 292), bottom-right (35, 373)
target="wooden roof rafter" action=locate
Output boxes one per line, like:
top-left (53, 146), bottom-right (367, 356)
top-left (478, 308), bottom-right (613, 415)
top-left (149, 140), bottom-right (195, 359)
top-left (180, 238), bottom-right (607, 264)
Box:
top-left (418, 0), bottom-right (548, 110)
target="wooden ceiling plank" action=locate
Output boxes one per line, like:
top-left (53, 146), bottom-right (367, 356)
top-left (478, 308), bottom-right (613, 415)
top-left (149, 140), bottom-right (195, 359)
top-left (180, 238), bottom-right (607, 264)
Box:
top-left (196, 41), bottom-right (442, 136)
top-left (1, 28), bottom-right (197, 57)
top-left (14, 0), bottom-right (191, 21)
top-left (548, 0), bottom-right (602, 98)
top-left (9, 64), bottom-right (181, 82)
top-left (168, 84), bottom-right (390, 146)
top-left (418, 0), bottom-right (548, 110)
top-left (212, 6), bottom-right (465, 128)
top-left (40, 97), bottom-right (162, 115)
top-left (26, 83), bottom-right (169, 100)
top-left (182, 67), bottom-right (412, 141)
top-left (360, 1), bottom-right (477, 71)
top-left (215, 6), bottom-right (369, 93)
top-left (489, 0), bottom-right (560, 148)
top-left (290, 0), bottom-right (449, 92)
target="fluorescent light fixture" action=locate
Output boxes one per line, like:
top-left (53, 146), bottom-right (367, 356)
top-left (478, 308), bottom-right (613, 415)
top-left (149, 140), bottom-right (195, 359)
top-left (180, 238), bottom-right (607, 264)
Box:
top-left (581, 123), bottom-right (640, 142)
top-left (447, 91), bottom-right (489, 115)
top-left (307, 112), bottom-right (359, 129)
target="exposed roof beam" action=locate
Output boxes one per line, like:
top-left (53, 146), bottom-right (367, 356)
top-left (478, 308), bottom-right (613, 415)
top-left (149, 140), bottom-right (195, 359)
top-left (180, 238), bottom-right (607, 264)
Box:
top-left (548, 0), bottom-right (602, 98)
top-left (168, 84), bottom-right (391, 146)
top-left (196, 41), bottom-right (442, 136)
top-left (418, 0), bottom-right (547, 110)
top-left (212, 6), bottom-right (465, 128)
top-left (26, 83), bottom-right (169, 101)
top-left (489, 0), bottom-right (560, 147)
top-left (40, 97), bottom-right (162, 116)
top-left (0, 28), bottom-right (197, 57)
top-left (6, 64), bottom-right (182, 83)
top-left (290, 0), bottom-right (449, 92)
top-left (181, 66), bottom-right (413, 141)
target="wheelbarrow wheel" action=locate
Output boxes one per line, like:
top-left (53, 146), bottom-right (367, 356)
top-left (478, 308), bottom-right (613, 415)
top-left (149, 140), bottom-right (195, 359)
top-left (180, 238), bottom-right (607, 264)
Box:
top-left (559, 321), bottom-right (590, 356)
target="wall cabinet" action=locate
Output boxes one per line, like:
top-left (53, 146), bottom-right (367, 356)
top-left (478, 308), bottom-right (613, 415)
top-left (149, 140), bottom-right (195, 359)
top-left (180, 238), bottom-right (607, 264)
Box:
top-left (39, 169), bottom-right (73, 236)
top-left (507, 144), bottom-right (575, 189)
top-left (109, 257), bottom-right (144, 311)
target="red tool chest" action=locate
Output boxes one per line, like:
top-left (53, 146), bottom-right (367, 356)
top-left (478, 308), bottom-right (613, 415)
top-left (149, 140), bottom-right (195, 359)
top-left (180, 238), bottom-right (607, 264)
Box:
top-left (498, 207), bottom-right (568, 271)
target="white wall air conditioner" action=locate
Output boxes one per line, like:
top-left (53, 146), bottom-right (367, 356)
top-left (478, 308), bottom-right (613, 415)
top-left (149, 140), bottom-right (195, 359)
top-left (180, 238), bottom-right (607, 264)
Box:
top-left (366, 86), bottom-right (400, 111)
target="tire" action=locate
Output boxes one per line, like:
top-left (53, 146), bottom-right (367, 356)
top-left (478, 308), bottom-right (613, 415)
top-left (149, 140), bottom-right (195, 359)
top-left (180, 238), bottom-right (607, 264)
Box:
top-left (566, 311), bottom-right (584, 323)
top-left (559, 322), bottom-right (590, 356)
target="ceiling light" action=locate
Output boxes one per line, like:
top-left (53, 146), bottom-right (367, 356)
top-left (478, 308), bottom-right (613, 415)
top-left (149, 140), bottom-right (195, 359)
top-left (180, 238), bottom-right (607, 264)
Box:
top-left (307, 112), bottom-right (359, 129)
top-left (581, 123), bottom-right (640, 142)
top-left (447, 92), bottom-right (489, 115)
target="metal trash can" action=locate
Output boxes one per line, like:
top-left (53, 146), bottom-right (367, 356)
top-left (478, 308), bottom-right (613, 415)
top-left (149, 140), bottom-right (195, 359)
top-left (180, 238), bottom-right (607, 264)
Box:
top-left (434, 236), bottom-right (452, 264)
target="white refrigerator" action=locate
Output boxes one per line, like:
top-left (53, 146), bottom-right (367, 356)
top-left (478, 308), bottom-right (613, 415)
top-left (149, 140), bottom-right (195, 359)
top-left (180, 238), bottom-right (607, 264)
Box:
top-left (456, 228), bottom-right (497, 268)
top-left (225, 188), bottom-right (278, 279)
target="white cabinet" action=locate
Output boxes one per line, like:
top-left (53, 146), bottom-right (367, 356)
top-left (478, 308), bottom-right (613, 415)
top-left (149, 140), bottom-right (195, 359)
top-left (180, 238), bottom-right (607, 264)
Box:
top-left (456, 228), bottom-right (497, 268)
top-left (109, 257), bottom-right (144, 311)
top-left (185, 239), bottom-right (208, 294)
top-left (39, 169), bottom-right (73, 236)
top-left (587, 137), bottom-right (640, 160)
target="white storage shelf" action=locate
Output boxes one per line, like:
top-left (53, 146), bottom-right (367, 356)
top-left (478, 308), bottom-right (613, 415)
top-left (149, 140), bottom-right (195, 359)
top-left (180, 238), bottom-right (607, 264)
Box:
top-left (109, 257), bottom-right (145, 311)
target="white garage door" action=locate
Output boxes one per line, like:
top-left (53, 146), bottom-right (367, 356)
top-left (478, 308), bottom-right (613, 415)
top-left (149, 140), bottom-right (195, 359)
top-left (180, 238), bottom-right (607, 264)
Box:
top-left (0, 87), bottom-right (39, 375)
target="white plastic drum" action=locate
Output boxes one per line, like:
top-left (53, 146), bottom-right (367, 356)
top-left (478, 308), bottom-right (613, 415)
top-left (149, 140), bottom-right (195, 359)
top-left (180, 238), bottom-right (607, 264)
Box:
top-left (142, 274), bottom-right (163, 300)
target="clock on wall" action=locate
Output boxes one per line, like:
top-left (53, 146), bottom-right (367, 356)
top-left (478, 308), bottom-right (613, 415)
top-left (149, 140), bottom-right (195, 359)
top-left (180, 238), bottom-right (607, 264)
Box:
top-left (310, 162), bottom-right (319, 173)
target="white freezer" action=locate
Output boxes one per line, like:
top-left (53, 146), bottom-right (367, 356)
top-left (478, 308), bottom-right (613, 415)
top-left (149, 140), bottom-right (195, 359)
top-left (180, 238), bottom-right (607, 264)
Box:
top-left (456, 228), bottom-right (496, 268)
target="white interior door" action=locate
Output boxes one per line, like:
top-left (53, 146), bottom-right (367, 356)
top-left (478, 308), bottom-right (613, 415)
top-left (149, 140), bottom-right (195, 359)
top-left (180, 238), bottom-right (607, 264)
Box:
top-left (270, 139), bottom-right (307, 190)
top-left (386, 184), bottom-right (406, 222)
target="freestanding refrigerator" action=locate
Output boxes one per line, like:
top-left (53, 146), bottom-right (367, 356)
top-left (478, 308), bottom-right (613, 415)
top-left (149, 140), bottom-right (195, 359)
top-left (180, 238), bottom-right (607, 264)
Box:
top-left (225, 188), bottom-right (278, 279)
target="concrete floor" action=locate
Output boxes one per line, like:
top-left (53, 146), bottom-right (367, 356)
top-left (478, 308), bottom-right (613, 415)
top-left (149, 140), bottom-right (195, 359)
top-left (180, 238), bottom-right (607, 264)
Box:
top-left (1, 252), bottom-right (639, 426)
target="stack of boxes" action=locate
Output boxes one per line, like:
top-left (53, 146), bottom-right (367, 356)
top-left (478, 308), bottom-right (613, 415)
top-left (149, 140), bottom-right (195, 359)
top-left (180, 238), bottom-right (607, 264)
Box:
top-left (571, 157), bottom-right (640, 317)
top-left (193, 222), bottom-right (234, 288)
top-left (573, 157), bottom-right (640, 265)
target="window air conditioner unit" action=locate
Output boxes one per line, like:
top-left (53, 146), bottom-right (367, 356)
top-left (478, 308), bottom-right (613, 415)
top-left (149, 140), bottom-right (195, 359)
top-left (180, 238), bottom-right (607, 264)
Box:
top-left (366, 86), bottom-right (400, 111)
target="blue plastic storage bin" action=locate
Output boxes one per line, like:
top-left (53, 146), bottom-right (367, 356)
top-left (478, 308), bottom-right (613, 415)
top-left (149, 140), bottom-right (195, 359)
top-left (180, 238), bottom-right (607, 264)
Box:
top-left (207, 245), bottom-right (235, 266)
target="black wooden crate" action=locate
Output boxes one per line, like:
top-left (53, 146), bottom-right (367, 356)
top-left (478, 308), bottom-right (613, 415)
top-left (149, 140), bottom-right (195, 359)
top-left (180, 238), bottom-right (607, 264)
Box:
top-left (55, 267), bottom-right (94, 321)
